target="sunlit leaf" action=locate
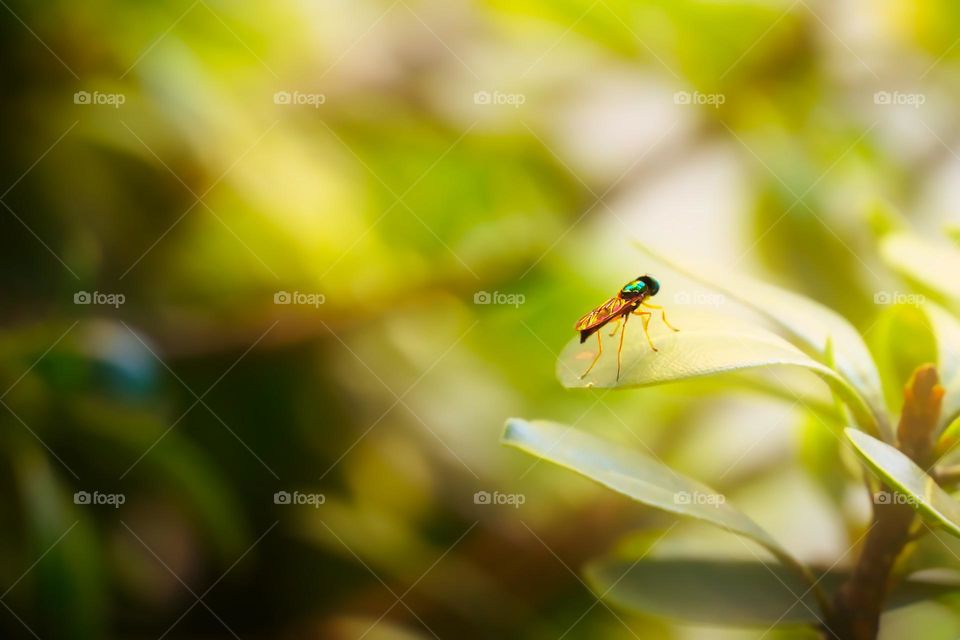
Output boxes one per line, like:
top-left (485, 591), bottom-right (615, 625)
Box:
top-left (845, 429), bottom-right (960, 538)
top-left (902, 525), bottom-right (960, 577)
top-left (798, 413), bottom-right (848, 507)
top-left (868, 304), bottom-right (937, 414)
top-left (502, 418), bottom-right (795, 562)
top-left (750, 186), bottom-right (867, 322)
top-left (727, 369), bottom-right (843, 424)
top-left (636, 243), bottom-right (889, 438)
top-left (880, 233), bottom-right (960, 303)
top-left (923, 303), bottom-right (960, 432)
top-left (558, 311), bottom-right (878, 435)
top-left (587, 557), bottom-right (960, 627)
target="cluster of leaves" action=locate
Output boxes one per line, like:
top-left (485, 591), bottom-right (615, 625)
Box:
top-left (504, 232), bottom-right (960, 635)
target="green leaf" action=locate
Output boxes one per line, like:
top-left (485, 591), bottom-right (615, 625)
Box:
top-left (502, 418), bottom-right (791, 560)
top-left (923, 303), bottom-right (960, 431)
top-left (558, 311), bottom-right (878, 436)
top-left (845, 428), bottom-right (960, 538)
top-left (881, 233), bottom-right (960, 303)
top-left (636, 242), bottom-right (889, 438)
top-left (798, 412), bottom-right (847, 507)
top-left (868, 304), bottom-right (937, 414)
top-left (586, 557), bottom-right (960, 627)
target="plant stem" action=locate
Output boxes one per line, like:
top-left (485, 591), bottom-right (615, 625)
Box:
top-left (828, 364), bottom-right (943, 640)
top-left (828, 497), bottom-right (916, 639)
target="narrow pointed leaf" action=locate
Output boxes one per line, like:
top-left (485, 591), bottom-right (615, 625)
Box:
top-left (923, 303), bottom-right (960, 431)
top-left (558, 312), bottom-right (877, 434)
top-left (502, 418), bottom-right (790, 558)
top-left (587, 558), bottom-right (960, 627)
top-left (846, 428), bottom-right (960, 538)
top-left (881, 233), bottom-right (960, 302)
top-left (867, 304), bottom-right (937, 412)
top-left (636, 242), bottom-right (888, 437)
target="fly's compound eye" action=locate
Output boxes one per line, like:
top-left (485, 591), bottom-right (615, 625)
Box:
top-left (639, 275), bottom-right (660, 296)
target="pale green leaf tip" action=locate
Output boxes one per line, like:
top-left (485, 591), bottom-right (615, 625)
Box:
top-left (844, 427), bottom-right (867, 445)
top-left (844, 428), bottom-right (873, 457)
top-left (501, 417), bottom-right (525, 444)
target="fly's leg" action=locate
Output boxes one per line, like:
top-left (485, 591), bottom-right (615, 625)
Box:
top-left (633, 309), bottom-right (656, 351)
top-left (642, 302), bottom-right (678, 332)
top-left (617, 313), bottom-right (630, 381)
top-left (608, 318), bottom-right (622, 337)
top-left (580, 332), bottom-right (603, 379)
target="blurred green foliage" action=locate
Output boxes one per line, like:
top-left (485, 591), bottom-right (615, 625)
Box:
top-left (4, 0), bottom-right (960, 638)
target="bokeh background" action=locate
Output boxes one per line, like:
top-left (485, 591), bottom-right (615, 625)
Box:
top-left (3, 0), bottom-right (960, 638)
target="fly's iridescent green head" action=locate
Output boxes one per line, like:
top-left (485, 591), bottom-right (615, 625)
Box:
top-left (639, 275), bottom-right (660, 296)
top-left (620, 275), bottom-right (660, 299)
